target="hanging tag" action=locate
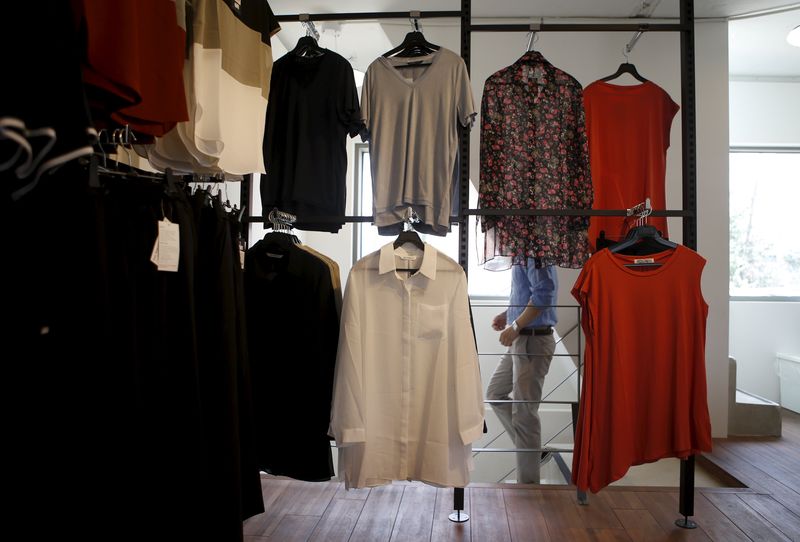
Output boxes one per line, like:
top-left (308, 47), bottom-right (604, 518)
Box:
top-left (238, 239), bottom-right (247, 269)
top-left (157, 218), bottom-right (180, 272)
top-left (150, 234), bottom-right (160, 266)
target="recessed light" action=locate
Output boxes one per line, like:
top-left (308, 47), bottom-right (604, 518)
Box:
top-left (788, 26), bottom-right (800, 48)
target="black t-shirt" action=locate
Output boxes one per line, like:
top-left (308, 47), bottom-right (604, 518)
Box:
top-left (261, 50), bottom-right (362, 232)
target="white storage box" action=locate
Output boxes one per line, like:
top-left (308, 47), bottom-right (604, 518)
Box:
top-left (776, 353), bottom-right (800, 414)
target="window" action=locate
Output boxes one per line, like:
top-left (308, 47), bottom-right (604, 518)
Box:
top-left (353, 145), bottom-right (511, 297)
top-left (729, 150), bottom-right (800, 298)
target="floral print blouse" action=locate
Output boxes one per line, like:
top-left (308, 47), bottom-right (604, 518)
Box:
top-left (479, 51), bottom-right (593, 269)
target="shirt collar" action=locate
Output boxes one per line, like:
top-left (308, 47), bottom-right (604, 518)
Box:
top-left (378, 242), bottom-right (438, 280)
top-left (512, 50), bottom-right (554, 88)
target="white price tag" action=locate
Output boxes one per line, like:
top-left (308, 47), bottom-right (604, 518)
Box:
top-left (157, 218), bottom-right (180, 272)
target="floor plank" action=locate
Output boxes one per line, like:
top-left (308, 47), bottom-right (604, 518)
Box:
top-left (614, 508), bottom-right (666, 542)
top-left (269, 514), bottom-right (320, 542)
top-left (692, 492), bottom-right (751, 542)
top-left (637, 491), bottom-right (713, 541)
top-left (308, 497), bottom-right (366, 542)
top-left (545, 527), bottom-right (631, 542)
top-left (737, 493), bottom-right (800, 542)
top-left (282, 480), bottom-right (339, 516)
top-left (600, 491), bottom-right (647, 510)
top-left (705, 441), bottom-right (800, 517)
top-left (503, 489), bottom-right (552, 542)
top-left (430, 487), bottom-right (471, 542)
top-left (390, 484), bottom-right (438, 542)
top-left (348, 484), bottom-right (404, 542)
top-left (243, 479), bottom-right (305, 537)
top-left (332, 484), bottom-right (371, 501)
top-left (704, 492), bottom-right (791, 542)
top-left (539, 490), bottom-right (585, 531)
top-left (470, 486), bottom-right (512, 542)
top-left (723, 440), bottom-right (800, 490)
top-left (570, 489), bottom-right (624, 529)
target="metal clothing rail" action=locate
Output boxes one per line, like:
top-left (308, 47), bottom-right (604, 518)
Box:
top-left (246, 0), bottom-right (701, 529)
top-left (470, 22), bottom-right (687, 32)
top-left (273, 11), bottom-right (462, 22)
top-left (243, 209), bottom-right (693, 222)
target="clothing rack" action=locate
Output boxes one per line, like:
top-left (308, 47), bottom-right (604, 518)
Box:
top-left (243, 0), bottom-right (700, 529)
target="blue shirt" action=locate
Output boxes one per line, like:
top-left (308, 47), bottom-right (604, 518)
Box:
top-left (507, 261), bottom-right (558, 328)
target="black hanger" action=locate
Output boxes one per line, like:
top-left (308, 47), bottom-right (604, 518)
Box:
top-left (600, 62), bottom-right (648, 83)
top-left (609, 225), bottom-right (677, 259)
top-left (164, 168), bottom-right (179, 195)
top-left (383, 31), bottom-right (440, 66)
top-left (292, 36), bottom-right (325, 58)
top-left (256, 231), bottom-right (299, 260)
top-left (393, 229), bottom-right (424, 251)
top-left (393, 230), bottom-right (425, 273)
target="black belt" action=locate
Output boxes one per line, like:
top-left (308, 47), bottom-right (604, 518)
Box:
top-left (519, 326), bottom-right (553, 336)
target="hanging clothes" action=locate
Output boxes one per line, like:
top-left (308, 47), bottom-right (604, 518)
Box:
top-left (330, 243), bottom-right (484, 489)
top-left (361, 47), bottom-right (476, 236)
top-left (4, 163), bottom-right (264, 540)
top-left (148, 0), bottom-right (281, 175)
top-left (2, 0), bottom-right (96, 201)
top-left (570, 245), bottom-right (713, 493)
top-left (478, 51), bottom-right (593, 270)
top-left (583, 80), bottom-right (679, 249)
top-left (77, 0), bottom-right (189, 137)
top-left (261, 50), bottom-right (362, 232)
top-left (192, 191), bottom-right (265, 540)
top-left (245, 235), bottom-right (340, 481)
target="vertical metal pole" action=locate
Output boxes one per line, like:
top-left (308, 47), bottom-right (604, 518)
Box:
top-left (457, 0), bottom-right (471, 275)
top-left (676, 455), bottom-right (697, 528)
top-left (451, 0), bottom-right (471, 523)
top-left (676, 0), bottom-right (698, 529)
top-left (680, 0), bottom-right (698, 251)
top-left (241, 173), bottom-right (252, 248)
top-left (575, 306), bottom-right (587, 504)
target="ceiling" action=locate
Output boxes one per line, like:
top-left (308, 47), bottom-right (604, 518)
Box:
top-left (269, 1), bottom-right (800, 77)
top-left (729, 8), bottom-right (800, 77)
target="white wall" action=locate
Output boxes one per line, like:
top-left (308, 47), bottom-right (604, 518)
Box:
top-left (730, 80), bottom-right (800, 147)
top-left (696, 22), bottom-right (731, 437)
top-left (730, 301), bottom-right (800, 402)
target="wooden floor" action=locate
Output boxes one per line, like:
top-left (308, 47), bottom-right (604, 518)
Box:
top-left (244, 410), bottom-right (800, 541)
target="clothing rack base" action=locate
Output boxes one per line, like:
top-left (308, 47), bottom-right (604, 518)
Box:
top-left (449, 487), bottom-right (468, 522)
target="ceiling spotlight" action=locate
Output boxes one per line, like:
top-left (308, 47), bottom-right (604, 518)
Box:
top-left (788, 26), bottom-right (800, 48)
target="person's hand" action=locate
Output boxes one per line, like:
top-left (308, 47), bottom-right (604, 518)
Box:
top-left (499, 325), bottom-right (519, 347)
top-left (491, 312), bottom-right (507, 331)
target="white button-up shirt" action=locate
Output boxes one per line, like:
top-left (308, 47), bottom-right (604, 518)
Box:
top-left (330, 242), bottom-right (484, 489)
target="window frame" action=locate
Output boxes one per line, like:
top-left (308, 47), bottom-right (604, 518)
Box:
top-left (352, 143), bottom-right (370, 263)
top-left (729, 145), bottom-right (800, 302)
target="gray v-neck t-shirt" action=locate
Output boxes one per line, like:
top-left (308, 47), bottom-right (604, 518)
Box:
top-left (361, 47), bottom-right (476, 236)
